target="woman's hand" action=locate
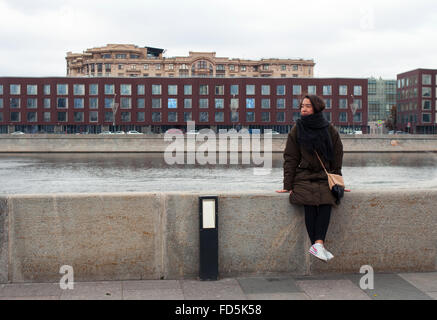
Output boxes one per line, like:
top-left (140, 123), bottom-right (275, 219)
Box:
top-left (276, 189), bottom-right (293, 194)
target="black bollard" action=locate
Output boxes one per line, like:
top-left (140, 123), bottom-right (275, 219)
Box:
top-left (199, 196), bottom-right (218, 281)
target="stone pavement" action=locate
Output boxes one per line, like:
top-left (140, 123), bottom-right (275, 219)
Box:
top-left (0, 272), bottom-right (436, 300)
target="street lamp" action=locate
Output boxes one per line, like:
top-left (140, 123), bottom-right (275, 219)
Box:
top-left (111, 93), bottom-right (119, 131)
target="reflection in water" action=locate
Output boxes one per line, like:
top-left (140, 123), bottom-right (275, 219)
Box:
top-left (0, 152), bottom-right (436, 194)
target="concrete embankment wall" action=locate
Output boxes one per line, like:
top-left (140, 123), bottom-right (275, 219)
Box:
top-left (0, 134), bottom-right (437, 153)
top-left (1, 190), bottom-right (436, 283)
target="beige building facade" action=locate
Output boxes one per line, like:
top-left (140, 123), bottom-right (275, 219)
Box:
top-left (66, 44), bottom-right (315, 78)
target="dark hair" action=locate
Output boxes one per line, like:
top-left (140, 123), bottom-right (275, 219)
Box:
top-left (300, 95), bottom-right (326, 113)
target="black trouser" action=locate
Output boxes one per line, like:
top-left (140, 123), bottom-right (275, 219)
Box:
top-left (304, 204), bottom-right (332, 245)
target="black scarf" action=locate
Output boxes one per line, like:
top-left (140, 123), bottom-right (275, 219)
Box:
top-left (296, 112), bottom-right (334, 161)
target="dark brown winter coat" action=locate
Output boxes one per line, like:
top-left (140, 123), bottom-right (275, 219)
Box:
top-left (283, 124), bottom-right (344, 206)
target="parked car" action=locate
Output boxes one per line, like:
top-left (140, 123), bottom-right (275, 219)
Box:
top-left (10, 131), bottom-right (25, 135)
top-left (114, 131), bottom-right (125, 134)
top-left (354, 130), bottom-right (363, 135)
top-left (126, 130), bottom-right (142, 134)
top-left (388, 130), bottom-right (395, 134)
top-left (99, 131), bottom-right (113, 135)
top-left (165, 128), bottom-right (184, 134)
top-left (186, 130), bottom-right (199, 135)
top-left (395, 131), bottom-right (407, 134)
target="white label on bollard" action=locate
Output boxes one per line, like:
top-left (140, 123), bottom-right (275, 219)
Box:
top-left (202, 199), bottom-right (216, 229)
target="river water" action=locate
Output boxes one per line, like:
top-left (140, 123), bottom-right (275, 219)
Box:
top-left (0, 153), bottom-right (436, 195)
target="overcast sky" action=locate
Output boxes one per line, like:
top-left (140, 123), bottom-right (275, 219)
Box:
top-left (1, 0), bottom-right (436, 79)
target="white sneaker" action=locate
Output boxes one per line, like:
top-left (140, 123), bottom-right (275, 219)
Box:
top-left (324, 248), bottom-right (334, 261)
top-left (309, 243), bottom-right (328, 262)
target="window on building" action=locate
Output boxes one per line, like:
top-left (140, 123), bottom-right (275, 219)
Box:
top-left (27, 98), bottom-right (37, 109)
top-left (277, 98), bottom-right (286, 109)
top-left (168, 85), bottom-right (178, 95)
top-left (292, 98), bottom-right (300, 109)
top-left (307, 85), bottom-right (316, 95)
top-left (121, 97), bottom-right (132, 109)
top-left (230, 111), bottom-right (239, 122)
top-left (261, 112), bottom-right (270, 122)
top-left (10, 112), bottom-right (20, 122)
top-left (104, 112), bottom-right (114, 122)
top-left (353, 112), bottom-right (362, 122)
top-left (261, 99), bottom-right (270, 109)
top-left (215, 85), bottom-right (224, 95)
top-left (339, 85), bottom-right (347, 95)
top-left (168, 112), bottom-right (177, 122)
top-left (104, 84), bottom-right (114, 95)
top-left (353, 85), bottom-right (362, 96)
top-left (137, 98), bottom-right (145, 109)
top-left (10, 98), bottom-right (20, 108)
top-left (422, 87), bottom-right (431, 97)
top-left (199, 112), bottom-right (208, 122)
top-left (104, 98), bottom-right (114, 108)
top-left (74, 98), bottom-right (84, 109)
top-left (89, 111), bottom-right (98, 122)
top-left (43, 112), bottom-right (51, 122)
top-left (116, 54), bottom-right (127, 59)
top-left (215, 112), bottom-right (224, 122)
top-left (0, 85), bottom-right (3, 95)
top-left (89, 84), bottom-right (98, 95)
top-left (57, 111), bottom-right (67, 122)
top-left (27, 112), bottom-right (37, 122)
top-left (276, 112), bottom-right (285, 122)
top-left (152, 112), bottom-right (161, 122)
top-left (422, 113), bottom-right (431, 123)
top-left (215, 98), bottom-right (224, 109)
top-left (246, 85), bottom-right (255, 95)
top-left (184, 85), bottom-right (192, 95)
top-left (325, 98), bottom-right (332, 109)
top-left (199, 98), bottom-right (209, 108)
top-left (121, 84), bottom-right (132, 95)
top-left (422, 100), bottom-right (432, 110)
top-left (168, 98), bottom-right (177, 109)
top-left (276, 85), bottom-right (286, 96)
top-left (246, 112), bottom-right (255, 122)
top-left (293, 85), bottom-right (301, 95)
top-left (136, 85), bottom-right (145, 95)
top-left (57, 98), bottom-right (68, 109)
top-left (10, 84), bottom-right (20, 95)
top-left (293, 112), bottom-right (300, 121)
top-left (323, 112), bottom-right (331, 122)
top-left (230, 98), bottom-right (239, 110)
top-left (323, 85), bottom-right (332, 95)
top-left (246, 98), bottom-right (255, 109)
top-left (199, 85), bottom-right (208, 95)
top-left (152, 85), bottom-right (162, 95)
top-left (184, 112), bottom-right (192, 122)
top-left (43, 85), bottom-right (50, 95)
top-left (74, 112), bottom-right (84, 122)
top-left (184, 99), bottom-right (192, 108)
top-left (261, 85), bottom-right (270, 95)
top-left (339, 98), bottom-right (348, 109)
top-left (57, 84), bottom-right (68, 95)
top-left (27, 85), bottom-right (37, 95)
top-left (152, 98), bottom-right (161, 108)
top-left (137, 112), bottom-right (145, 122)
top-left (121, 112), bottom-right (131, 122)
top-left (422, 74), bottom-right (432, 85)
top-left (43, 98), bottom-right (50, 109)
top-left (0, 98), bottom-right (3, 108)
top-left (230, 85), bottom-right (239, 95)
top-left (339, 112), bottom-right (347, 122)
top-left (353, 99), bottom-right (362, 109)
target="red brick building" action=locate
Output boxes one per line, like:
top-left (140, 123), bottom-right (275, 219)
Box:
top-left (397, 69), bottom-right (437, 134)
top-left (0, 77), bottom-right (368, 134)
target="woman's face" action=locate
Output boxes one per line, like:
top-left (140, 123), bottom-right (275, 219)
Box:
top-left (300, 98), bottom-right (314, 116)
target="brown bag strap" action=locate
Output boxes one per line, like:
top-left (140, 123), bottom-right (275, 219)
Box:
top-left (314, 151), bottom-right (329, 176)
